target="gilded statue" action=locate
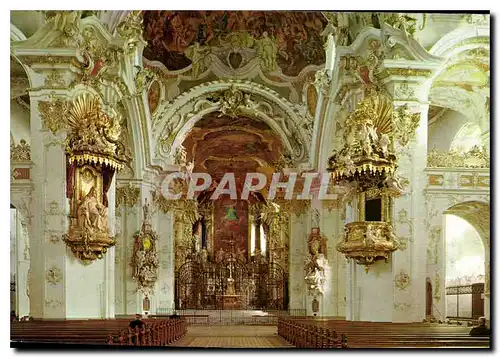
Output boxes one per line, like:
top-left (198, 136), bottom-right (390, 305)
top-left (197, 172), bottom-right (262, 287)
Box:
top-left (77, 187), bottom-right (108, 233)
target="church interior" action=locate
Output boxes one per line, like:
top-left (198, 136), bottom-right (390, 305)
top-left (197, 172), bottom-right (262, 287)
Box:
top-left (10, 10), bottom-right (491, 348)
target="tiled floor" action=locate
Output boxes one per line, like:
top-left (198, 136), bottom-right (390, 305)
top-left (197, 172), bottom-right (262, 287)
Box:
top-left (170, 325), bottom-right (293, 348)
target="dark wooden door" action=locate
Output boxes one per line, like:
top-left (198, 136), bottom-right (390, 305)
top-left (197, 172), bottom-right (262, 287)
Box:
top-left (472, 283), bottom-right (484, 318)
top-left (426, 281), bottom-right (432, 316)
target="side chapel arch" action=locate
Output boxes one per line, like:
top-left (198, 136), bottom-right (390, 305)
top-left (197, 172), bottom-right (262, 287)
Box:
top-left (153, 80), bottom-right (311, 168)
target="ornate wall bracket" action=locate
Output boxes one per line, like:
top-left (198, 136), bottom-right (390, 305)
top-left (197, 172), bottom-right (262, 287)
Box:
top-left (336, 221), bottom-right (399, 271)
top-left (131, 201), bottom-right (159, 295)
top-left (304, 228), bottom-right (328, 295)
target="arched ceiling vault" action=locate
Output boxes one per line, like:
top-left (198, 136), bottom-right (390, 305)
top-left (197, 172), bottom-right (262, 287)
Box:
top-left (444, 201), bottom-right (490, 247)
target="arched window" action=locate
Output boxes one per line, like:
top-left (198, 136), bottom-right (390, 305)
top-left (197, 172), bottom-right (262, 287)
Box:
top-left (260, 225), bottom-right (266, 255)
top-left (250, 222), bottom-right (256, 255)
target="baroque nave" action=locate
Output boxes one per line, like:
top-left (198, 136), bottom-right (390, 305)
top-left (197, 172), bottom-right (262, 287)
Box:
top-left (10, 10), bottom-right (490, 348)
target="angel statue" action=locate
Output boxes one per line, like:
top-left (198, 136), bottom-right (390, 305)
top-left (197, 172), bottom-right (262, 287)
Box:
top-left (383, 173), bottom-right (405, 195)
top-left (378, 133), bottom-right (390, 157)
top-left (143, 198), bottom-right (152, 226)
top-left (365, 224), bottom-right (376, 247)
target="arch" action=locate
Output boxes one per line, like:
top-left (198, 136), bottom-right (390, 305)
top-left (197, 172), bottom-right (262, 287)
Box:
top-left (428, 26), bottom-right (489, 86)
top-left (10, 23), bottom-right (27, 42)
top-left (444, 201), bottom-right (489, 247)
top-left (429, 25), bottom-right (490, 58)
top-left (153, 80), bottom-right (310, 168)
top-left (442, 200), bottom-right (490, 322)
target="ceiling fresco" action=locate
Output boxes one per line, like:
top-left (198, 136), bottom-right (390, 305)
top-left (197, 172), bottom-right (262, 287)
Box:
top-left (142, 11), bottom-right (327, 77)
top-left (182, 114), bottom-right (284, 181)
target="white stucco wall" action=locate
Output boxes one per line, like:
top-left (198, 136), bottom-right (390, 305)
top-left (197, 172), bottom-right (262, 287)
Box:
top-left (10, 99), bottom-right (30, 144)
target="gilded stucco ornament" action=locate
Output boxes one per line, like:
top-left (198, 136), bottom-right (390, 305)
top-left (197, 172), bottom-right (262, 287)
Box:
top-left (393, 105), bottom-right (420, 146)
top-left (116, 10), bottom-right (145, 51)
top-left (10, 139), bottom-right (31, 162)
top-left (131, 199), bottom-right (159, 295)
top-left (207, 86), bottom-right (255, 118)
top-left (135, 67), bottom-right (156, 94)
top-left (115, 183), bottom-right (140, 208)
top-left (336, 222), bottom-right (400, 271)
top-left (427, 146), bottom-right (489, 168)
top-left (327, 94), bottom-right (398, 189)
top-left (65, 94), bottom-right (127, 170)
top-left (38, 94), bottom-right (70, 135)
top-left (63, 94), bottom-right (129, 262)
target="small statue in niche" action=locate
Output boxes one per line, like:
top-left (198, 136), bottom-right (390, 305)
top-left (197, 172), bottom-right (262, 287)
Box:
top-left (143, 198), bottom-right (152, 228)
top-left (304, 228), bottom-right (328, 294)
top-left (383, 172), bottom-right (405, 196)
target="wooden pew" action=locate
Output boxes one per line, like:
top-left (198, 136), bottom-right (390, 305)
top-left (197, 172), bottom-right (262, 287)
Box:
top-left (11, 318), bottom-right (187, 346)
top-left (278, 318), bottom-right (490, 348)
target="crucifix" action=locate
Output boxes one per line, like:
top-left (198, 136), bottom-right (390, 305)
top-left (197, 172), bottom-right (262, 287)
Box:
top-left (223, 234), bottom-right (237, 295)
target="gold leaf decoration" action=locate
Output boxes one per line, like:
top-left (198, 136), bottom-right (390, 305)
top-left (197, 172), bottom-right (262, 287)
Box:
top-left (427, 146), bottom-right (489, 168)
top-left (10, 139), bottom-right (31, 162)
top-left (38, 95), bottom-right (69, 135)
top-left (116, 183), bottom-right (141, 208)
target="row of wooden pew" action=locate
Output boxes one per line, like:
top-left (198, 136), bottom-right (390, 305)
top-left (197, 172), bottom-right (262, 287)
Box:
top-left (277, 317), bottom-right (490, 348)
top-left (278, 318), bottom-right (347, 348)
top-left (11, 318), bottom-right (186, 347)
top-left (107, 319), bottom-right (187, 346)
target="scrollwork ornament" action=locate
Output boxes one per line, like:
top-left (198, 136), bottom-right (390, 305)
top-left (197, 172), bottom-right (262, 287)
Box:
top-left (115, 183), bottom-right (140, 208)
top-left (44, 10), bottom-right (83, 47)
top-left (393, 302), bottom-right (411, 311)
top-left (207, 86), bottom-right (254, 118)
top-left (45, 298), bottom-right (63, 308)
top-left (395, 270), bottom-right (411, 290)
top-left (135, 67), bottom-right (156, 94)
top-left (10, 139), bottom-right (31, 162)
top-left (393, 104), bottom-right (420, 147)
top-left (46, 265), bottom-right (63, 286)
top-left (314, 69), bottom-right (331, 96)
top-left (131, 204), bottom-right (159, 295)
top-left (116, 10), bottom-right (144, 51)
top-left (38, 95), bottom-right (69, 135)
top-left (336, 222), bottom-right (400, 271)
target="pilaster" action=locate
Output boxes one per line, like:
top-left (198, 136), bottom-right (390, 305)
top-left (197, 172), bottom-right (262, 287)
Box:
top-left (289, 212), bottom-right (308, 311)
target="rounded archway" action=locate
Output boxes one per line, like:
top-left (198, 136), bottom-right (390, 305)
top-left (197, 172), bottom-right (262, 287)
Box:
top-left (153, 81), bottom-right (311, 168)
top-left (443, 201), bottom-right (490, 322)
